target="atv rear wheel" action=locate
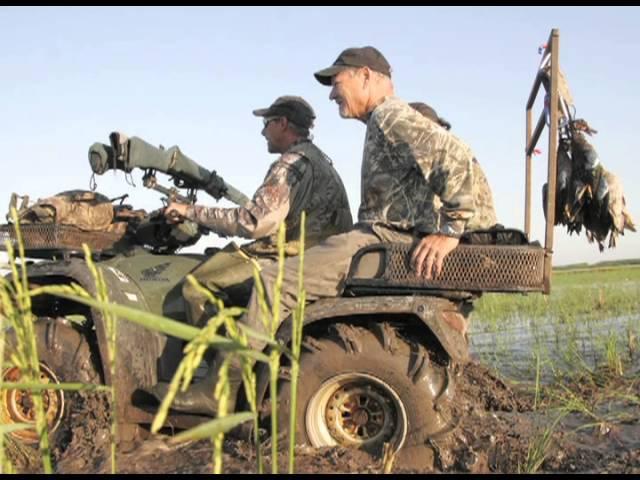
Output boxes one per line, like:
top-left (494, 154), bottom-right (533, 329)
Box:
top-left (277, 323), bottom-right (455, 464)
top-left (1, 318), bottom-right (101, 470)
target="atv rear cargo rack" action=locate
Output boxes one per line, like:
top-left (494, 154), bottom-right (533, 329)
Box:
top-left (345, 242), bottom-right (545, 294)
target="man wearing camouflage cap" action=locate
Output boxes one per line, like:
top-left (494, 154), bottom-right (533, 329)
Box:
top-left (150, 95), bottom-right (353, 414)
top-left (239, 47), bottom-right (491, 357)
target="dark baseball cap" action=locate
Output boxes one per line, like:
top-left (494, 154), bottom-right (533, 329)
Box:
top-left (314, 46), bottom-right (392, 86)
top-left (409, 102), bottom-right (438, 122)
top-left (409, 102), bottom-right (452, 131)
top-left (252, 95), bottom-right (315, 129)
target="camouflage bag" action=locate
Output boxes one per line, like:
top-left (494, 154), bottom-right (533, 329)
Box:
top-left (242, 238), bottom-right (302, 257)
top-left (13, 190), bottom-right (115, 231)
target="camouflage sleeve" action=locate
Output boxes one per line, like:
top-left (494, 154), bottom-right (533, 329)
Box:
top-left (431, 146), bottom-right (475, 237)
top-left (184, 155), bottom-right (304, 239)
top-left (384, 107), bottom-right (475, 237)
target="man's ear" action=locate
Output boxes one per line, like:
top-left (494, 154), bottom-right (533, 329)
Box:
top-left (361, 66), bottom-right (371, 87)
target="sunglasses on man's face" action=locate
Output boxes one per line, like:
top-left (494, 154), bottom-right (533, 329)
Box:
top-left (263, 117), bottom-right (282, 127)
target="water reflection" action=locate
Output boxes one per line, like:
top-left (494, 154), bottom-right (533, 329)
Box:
top-left (469, 313), bottom-right (640, 382)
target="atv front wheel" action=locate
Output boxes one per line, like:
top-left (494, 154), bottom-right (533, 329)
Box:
top-left (1, 318), bottom-right (101, 470)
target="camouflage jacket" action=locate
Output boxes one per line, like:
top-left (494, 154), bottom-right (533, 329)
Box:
top-left (432, 158), bottom-right (497, 231)
top-left (185, 140), bottom-right (353, 252)
top-left (468, 158), bottom-right (497, 230)
top-left (359, 96), bottom-right (493, 237)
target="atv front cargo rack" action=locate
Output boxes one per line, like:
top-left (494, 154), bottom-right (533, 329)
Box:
top-left (0, 224), bottom-right (124, 258)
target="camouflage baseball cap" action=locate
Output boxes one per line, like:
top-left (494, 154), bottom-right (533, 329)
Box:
top-left (314, 46), bottom-right (392, 86)
top-left (252, 96), bottom-right (315, 129)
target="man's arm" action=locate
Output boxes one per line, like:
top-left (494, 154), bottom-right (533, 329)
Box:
top-left (165, 155), bottom-right (304, 239)
top-left (381, 106), bottom-right (475, 279)
top-left (411, 144), bottom-right (475, 279)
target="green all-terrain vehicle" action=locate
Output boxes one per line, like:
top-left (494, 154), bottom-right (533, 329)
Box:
top-left (0, 30), bottom-right (565, 469)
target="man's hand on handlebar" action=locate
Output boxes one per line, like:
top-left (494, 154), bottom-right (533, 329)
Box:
top-left (164, 201), bottom-right (190, 224)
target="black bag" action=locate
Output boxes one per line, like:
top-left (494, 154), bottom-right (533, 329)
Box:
top-left (460, 224), bottom-right (537, 246)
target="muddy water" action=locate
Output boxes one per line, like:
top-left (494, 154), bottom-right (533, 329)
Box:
top-left (469, 313), bottom-right (640, 382)
top-left (459, 312), bottom-right (640, 474)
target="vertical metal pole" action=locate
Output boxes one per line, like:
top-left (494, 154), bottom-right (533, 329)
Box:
top-left (525, 108), bottom-right (532, 237)
top-left (543, 29), bottom-right (560, 294)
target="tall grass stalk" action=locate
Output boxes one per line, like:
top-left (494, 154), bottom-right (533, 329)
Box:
top-left (268, 223), bottom-right (287, 474)
top-left (143, 271), bottom-right (276, 474)
top-left (0, 423), bottom-right (27, 473)
top-left (148, 292), bottom-right (247, 434)
top-left (0, 224), bottom-right (109, 473)
top-left (626, 327), bottom-right (637, 361)
top-left (2, 209), bottom-right (52, 473)
top-left (604, 331), bottom-right (624, 376)
top-left (533, 349), bottom-right (542, 411)
top-left (189, 273), bottom-right (266, 474)
top-left (239, 343), bottom-right (262, 474)
top-left (81, 243), bottom-right (118, 473)
top-left (519, 412), bottom-right (565, 473)
top-left (247, 223), bottom-right (286, 474)
top-left (162, 276), bottom-right (255, 474)
top-left (380, 441), bottom-right (397, 474)
top-left (212, 357), bottom-right (231, 473)
top-left (210, 285), bottom-right (265, 475)
top-left (287, 211), bottom-right (305, 474)
top-left (554, 384), bottom-right (600, 423)
top-left (0, 267), bottom-right (11, 473)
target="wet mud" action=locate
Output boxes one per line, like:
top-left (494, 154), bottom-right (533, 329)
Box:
top-left (11, 359), bottom-right (636, 474)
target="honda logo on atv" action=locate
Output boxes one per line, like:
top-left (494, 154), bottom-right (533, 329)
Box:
top-left (140, 262), bottom-right (171, 282)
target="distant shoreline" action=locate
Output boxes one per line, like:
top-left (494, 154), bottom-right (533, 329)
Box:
top-left (554, 258), bottom-right (640, 271)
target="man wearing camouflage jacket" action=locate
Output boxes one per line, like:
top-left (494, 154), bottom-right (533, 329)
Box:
top-left (151, 96), bottom-right (353, 414)
top-left (241, 47), bottom-right (493, 357)
top-left (409, 101), bottom-right (497, 231)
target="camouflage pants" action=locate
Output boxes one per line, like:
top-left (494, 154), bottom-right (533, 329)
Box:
top-left (182, 242), bottom-right (275, 327)
top-left (241, 224), bottom-right (416, 352)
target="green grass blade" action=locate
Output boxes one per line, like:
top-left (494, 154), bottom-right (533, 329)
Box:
top-left (0, 424), bottom-right (34, 435)
top-left (0, 382), bottom-right (111, 392)
top-left (171, 412), bottom-right (254, 443)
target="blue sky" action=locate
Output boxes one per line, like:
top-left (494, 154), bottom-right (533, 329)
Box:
top-left (1, 6), bottom-right (638, 266)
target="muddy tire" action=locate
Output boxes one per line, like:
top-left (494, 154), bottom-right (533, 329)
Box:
top-left (276, 323), bottom-right (455, 464)
top-left (1, 318), bottom-right (101, 471)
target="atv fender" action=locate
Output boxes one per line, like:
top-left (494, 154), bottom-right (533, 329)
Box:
top-left (277, 295), bottom-right (469, 364)
top-left (24, 258), bottom-right (164, 423)
top-left (245, 295), bottom-right (469, 426)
